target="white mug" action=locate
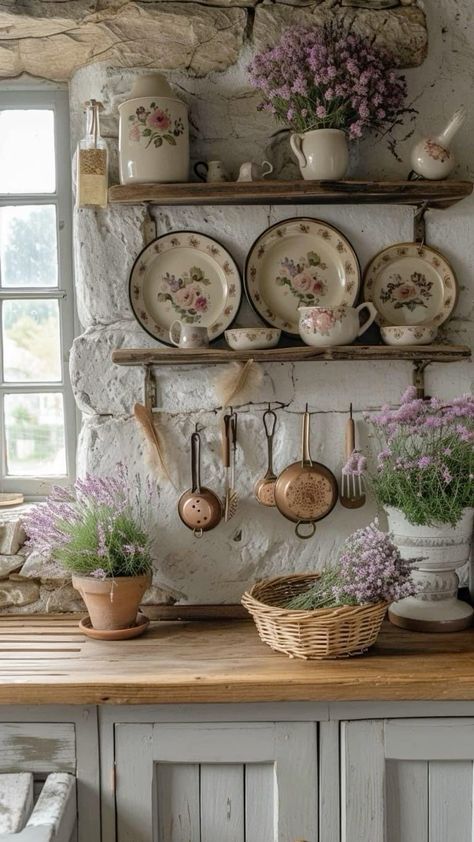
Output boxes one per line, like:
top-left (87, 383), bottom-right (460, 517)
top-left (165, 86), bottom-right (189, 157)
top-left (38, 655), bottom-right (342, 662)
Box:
top-left (169, 321), bottom-right (209, 349)
top-left (194, 160), bottom-right (228, 183)
top-left (298, 303), bottom-right (377, 348)
top-left (237, 160), bottom-right (273, 182)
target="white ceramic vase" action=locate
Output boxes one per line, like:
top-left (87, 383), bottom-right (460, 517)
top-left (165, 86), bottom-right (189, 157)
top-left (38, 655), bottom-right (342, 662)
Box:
top-left (410, 106), bottom-right (466, 180)
top-left (290, 129), bottom-right (349, 180)
top-left (386, 506), bottom-right (474, 632)
top-left (119, 74), bottom-right (189, 184)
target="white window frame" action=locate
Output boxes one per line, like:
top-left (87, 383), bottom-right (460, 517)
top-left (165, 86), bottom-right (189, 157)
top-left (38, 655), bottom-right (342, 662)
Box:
top-left (0, 87), bottom-right (76, 497)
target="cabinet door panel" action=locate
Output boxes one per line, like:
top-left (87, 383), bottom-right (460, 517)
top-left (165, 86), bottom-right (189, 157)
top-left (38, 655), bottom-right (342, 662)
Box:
top-left (245, 763), bottom-right (274, 842)
top-left (200, 763), bottom-right (244, 842)
top-left (386, 760), bottom-right (428, 842)
top-left (156, 763), bottom-right (200, 842)
top-left (342, 719), bottom-right (474, 842)
top-left (115, 722), bottom-right (317, 842)
top-left (429, 761), bottom-right (472, 842)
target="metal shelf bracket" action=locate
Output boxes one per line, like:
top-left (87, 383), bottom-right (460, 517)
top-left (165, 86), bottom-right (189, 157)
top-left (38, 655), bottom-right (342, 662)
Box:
top-left (413, 202), bottom-right (430, 244)
top-left (143, 365), bottom-right (157, 411)
top-left (413, 360), bottom-right (430, 399)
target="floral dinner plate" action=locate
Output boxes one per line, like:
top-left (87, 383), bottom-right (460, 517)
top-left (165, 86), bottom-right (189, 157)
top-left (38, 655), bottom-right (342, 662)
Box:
top-left (363, 242), bottom-right (458, 327)
top-left (244, 218), bottom-right (360, 335)
top-left (129, 231), bottom-right (242, 345)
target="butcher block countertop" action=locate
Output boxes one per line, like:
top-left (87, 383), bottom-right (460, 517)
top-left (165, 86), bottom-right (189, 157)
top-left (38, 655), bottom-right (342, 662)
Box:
top-left (0, 615), bottom-right (474, 705)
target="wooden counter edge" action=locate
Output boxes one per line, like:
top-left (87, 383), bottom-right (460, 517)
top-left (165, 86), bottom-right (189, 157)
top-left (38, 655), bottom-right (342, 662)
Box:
top-left (1, 679), bottom-right (474, 705)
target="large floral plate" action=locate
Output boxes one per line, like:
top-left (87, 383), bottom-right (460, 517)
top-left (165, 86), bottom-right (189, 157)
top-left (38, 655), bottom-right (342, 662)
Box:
top-left (129, 231), bottom-right (241, 344)
top-left (244, 218), bottom-right (360, 335)
top-left (363, 242), bottom-right (458, 327)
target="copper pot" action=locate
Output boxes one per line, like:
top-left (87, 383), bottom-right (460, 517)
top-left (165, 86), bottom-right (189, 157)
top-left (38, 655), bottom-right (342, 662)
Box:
top-left (274, 406), bottom-right (338, 539)
top-left (178, 431), bottom-right (222, 537)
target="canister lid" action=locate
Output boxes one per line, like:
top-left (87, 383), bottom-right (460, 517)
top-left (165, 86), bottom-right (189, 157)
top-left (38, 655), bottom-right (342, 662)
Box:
top-left (130, 74), bottom-right (173, 98)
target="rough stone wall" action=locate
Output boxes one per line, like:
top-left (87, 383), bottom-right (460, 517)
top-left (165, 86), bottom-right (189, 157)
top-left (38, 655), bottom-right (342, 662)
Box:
top-left (0, 507), bottom-right (180, 612)
top-left (0, 1), bottom-right (426, 81)
top-left (1, 0), bottom-right (473, 608)
top-left (66, 0), bottom-right (473, 604)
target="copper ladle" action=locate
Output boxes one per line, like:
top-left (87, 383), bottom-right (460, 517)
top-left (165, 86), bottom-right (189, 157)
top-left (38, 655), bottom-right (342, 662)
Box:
top-left (255, 407), bottom-right (278, 507)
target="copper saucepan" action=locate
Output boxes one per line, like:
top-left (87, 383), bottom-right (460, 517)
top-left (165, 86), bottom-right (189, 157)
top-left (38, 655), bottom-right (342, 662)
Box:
top-left (178, 430), bottom-right (222, 538)
top-left (274, 405), bottom-right (338, 539)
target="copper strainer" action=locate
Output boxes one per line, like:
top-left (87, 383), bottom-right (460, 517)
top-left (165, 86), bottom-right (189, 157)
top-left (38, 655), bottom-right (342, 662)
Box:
top-left (178, 430), bottom-right (222, 538)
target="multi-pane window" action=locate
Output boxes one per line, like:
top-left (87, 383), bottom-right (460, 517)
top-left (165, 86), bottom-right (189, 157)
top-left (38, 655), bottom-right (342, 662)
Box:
top-left (0, 89), bottom-right (76, 496)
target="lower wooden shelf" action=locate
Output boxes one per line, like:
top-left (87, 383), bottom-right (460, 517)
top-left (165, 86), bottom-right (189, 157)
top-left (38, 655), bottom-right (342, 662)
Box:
top-left (112, 344), bottom-right (471, 367)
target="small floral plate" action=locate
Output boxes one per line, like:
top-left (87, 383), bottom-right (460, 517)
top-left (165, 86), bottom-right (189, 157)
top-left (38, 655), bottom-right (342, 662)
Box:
top-left (363, 242), bottom-right (458, 327)
top-left (244, 218), bottom-right (360, 336)
top-left (129, 231), bottom-right (242, 345)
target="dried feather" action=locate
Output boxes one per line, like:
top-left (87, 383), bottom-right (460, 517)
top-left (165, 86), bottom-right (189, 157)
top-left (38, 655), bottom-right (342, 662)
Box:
top-left (214, 359), bottom-right (263, 407)
top-left (133, 403), bottom-right (175, 487)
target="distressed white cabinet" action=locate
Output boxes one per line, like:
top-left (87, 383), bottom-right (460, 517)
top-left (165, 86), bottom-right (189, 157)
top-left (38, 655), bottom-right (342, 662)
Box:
top-left (113, 721), bottom-right (318, 842)
top-left (0, 708), bottom-right (100, 842)
top-left (341, 717), bottom-right (474, 842)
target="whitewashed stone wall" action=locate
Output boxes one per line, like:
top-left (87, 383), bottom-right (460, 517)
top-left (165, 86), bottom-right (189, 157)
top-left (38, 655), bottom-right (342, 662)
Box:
top-left (66, 0), bottom-right (473, 604)
top-left (1, 0), bottom-right (473, 608)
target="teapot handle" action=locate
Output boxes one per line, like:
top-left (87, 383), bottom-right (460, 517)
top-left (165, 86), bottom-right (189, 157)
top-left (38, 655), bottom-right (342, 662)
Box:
top-left (290, 134), bottom-right (307, 170)
top-left (355, 302), bottom-right (378, 337)
top-left (169, 320), bottom-right (182, 346)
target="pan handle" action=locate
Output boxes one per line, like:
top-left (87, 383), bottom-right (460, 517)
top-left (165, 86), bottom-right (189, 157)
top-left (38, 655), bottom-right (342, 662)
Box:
top-left (301, 406), bottom-right (313, 467)
top-left (191, 431), bottom-right (202, 493)
top-left (263, 409), bottom-right (277, 473)
top-left (295, 521), bottom-right (317, 540)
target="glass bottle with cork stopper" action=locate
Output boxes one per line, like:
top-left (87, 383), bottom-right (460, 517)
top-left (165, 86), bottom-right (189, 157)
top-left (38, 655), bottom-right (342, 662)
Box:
top-left (77, 99), bottom-right (108, 208)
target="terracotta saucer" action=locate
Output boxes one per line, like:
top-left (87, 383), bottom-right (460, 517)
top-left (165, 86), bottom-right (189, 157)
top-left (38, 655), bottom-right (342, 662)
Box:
top-left (79, 612), bottom-right (150, 640)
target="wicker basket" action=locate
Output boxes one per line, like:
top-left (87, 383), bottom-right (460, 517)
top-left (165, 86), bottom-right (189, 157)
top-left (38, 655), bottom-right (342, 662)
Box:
top-left (242, 573), bottom-right (387, 660)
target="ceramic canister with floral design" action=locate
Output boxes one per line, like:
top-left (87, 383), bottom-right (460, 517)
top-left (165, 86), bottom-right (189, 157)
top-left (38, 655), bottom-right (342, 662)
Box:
top-left (298, 303), bottom-right (377, 347)
top-left (119, 74), bottom-right (189, 184)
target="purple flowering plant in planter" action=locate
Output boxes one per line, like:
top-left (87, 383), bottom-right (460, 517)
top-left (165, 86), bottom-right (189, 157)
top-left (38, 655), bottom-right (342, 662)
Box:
top-left (346, 388), bottom-right (474, 527)
top-left (248, 23), bottom-right (408, 139)
top-left (24, 466), bottom-right (154, 579)
top-left (287, 521), bottom-right (415, 610)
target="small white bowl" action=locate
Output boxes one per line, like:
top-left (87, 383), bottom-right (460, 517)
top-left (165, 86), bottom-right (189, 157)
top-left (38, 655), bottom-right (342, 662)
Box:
top-left (381, 324), bottom-right (438, 346)
top-left (225, 327), bottom-right (281, 351)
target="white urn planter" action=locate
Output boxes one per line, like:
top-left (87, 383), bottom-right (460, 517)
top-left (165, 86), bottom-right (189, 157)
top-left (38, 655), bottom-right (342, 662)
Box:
top-left (290, 129), bottom-right (349, 180)
top-left (119, 74), bottom-right (189, 184)
top-left (386, 506), bottom-right (474, 632)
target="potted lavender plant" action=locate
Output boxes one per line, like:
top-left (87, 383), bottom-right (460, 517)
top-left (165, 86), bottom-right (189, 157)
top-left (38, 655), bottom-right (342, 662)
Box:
top-left (355, 389), bottom-right (474, 632)
top-left (24, 468), bottom-right (154, 636)
top-left (248, 24), bottom-right (407, 180)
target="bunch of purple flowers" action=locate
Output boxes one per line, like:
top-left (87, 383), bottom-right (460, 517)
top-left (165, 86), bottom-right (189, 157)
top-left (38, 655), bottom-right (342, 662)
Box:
top-left (248, 23), bottom-right (407, 138)
top-left (24, 466), bottom-right (154, 579)
top-left (348, 388), bottom-right (473, 526)
top-left (287, 522), bottom-right (415, 610)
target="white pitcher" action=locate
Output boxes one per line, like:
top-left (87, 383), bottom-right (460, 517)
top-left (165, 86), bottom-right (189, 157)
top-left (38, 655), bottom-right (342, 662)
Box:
top-left (290, 129), bottom-right (349, 180)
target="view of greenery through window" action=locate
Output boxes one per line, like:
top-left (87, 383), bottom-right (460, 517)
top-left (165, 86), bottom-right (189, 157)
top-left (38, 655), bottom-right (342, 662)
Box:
top-left (0, 103), bottom-right (72, 485)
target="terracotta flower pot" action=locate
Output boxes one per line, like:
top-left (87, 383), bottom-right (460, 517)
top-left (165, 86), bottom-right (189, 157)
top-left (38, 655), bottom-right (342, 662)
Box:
top-left (72, 574), bottom-right (151, 631)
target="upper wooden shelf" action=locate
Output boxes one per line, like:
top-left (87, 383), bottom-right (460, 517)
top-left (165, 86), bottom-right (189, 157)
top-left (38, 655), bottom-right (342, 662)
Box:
top-left (108, 179), bottom-right (473, 208)
top-left (112, 344), bottom-right (471, 367)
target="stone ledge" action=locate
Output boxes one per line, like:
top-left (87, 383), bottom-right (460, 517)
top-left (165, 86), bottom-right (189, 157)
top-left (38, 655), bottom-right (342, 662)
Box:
top-left (253, 4), bottom-right (427, 67)
top-left (0, 3), bottom-right (247, 81)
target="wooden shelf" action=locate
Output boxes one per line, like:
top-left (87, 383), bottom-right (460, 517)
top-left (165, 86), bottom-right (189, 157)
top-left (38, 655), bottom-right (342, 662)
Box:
top-left (112, 344), bottom-right (471, 367)
top-left (108, 179), bottom-right (473, 208)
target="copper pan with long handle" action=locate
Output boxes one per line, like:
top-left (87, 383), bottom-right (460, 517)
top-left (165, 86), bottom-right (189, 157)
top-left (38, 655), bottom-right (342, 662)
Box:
top-left (274, 405), bottom-right (338, 539)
